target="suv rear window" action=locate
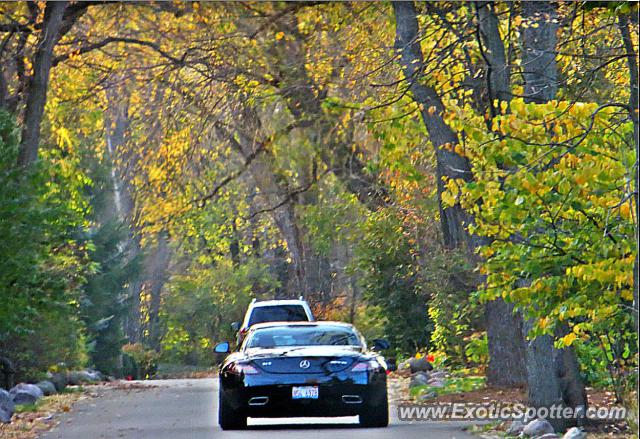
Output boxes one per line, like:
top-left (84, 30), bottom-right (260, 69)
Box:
top-left (248, 305), bottom-right (308, 326)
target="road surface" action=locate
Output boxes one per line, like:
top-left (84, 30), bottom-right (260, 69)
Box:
top-left (42, 379), bottom-right (478, 439)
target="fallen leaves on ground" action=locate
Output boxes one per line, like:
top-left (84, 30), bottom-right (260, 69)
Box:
top-left (0, 391), bottom-right (90, 439)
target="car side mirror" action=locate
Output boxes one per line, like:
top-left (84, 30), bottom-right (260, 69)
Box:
top-left (230, 321), bottom-right (240, 331)
top-left (214, 342), bottom-right (230, 353)
top-left (371, 338), bottom-right (390, 351)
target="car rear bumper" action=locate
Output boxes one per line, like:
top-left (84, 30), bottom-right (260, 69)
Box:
top-left (222, 377), bottom-right (387, 418)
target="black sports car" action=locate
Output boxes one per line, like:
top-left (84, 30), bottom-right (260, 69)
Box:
top-left (214, 321), bottom-right (390, 430)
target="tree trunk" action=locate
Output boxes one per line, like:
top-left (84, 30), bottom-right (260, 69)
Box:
top-left (145, 232), bottom-right (171, 351)
top-left (273, 200), bottom-right (307, 296)
top-left (393, 1), bottom-right (472, 250)
top-left (523, 322), bottom-right (588, 431)
top-left (124, 238), bottom-right (143, 343)
top-left (521, 3), bottom-right (586, 429)
top-left (393, 1), bottom-right (526, 387)
top-left (0, 67), bottom-right (8, 110)
top-left (105, 90), bottom-right (143, 343)
top-left (17, 2), bottom-right (67, 167)
top-left (265, 14), bottom-right (388, 212)
top-left (0, 354), bottom-right (15, 390)
top-left (476, 1), bottom-right (511, 103)
top-left (475, 0), bottom-right (528, 387)
top-left (521, 1), bottom-right (559, 103)
top-left (617, 13), bottom-right (639, 327)
top-left (216, 117), bottom-right (308, 297)
top-left (485, 299), bottom-right (526, 386)
top-left (523, 320), bottom-right (565, 425)
top-left (555, 329), bottom-right (588, 411)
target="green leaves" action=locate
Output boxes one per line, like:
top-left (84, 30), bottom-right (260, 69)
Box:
top-left (447, 98), bottom-right (636, 362)
top-left (160, 259), bottom-right (278, 363)
top-left (0, 110), bottom-right (91, 380)
top-left (353, 209), bottom-right (433, 355)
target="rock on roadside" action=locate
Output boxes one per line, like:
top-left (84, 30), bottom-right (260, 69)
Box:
top-left (429, 370), bottom-right (448, 380)
top-left (409, 371), bottom-right (431, 388)
top-left (426, 378), bottom-right (446, 387)
top-left (408, 357), bottom-right (434, 373)
top-left (0, 407), bottom-right (12, 423)
top-left (0, 388), bottom-right (15, 423)
top-left (9, 383), bottom-right (44, 405)
top-left (398, 357), bottom-right (434, 375)
top-left (562, 427), bottom-right (586, 439)
top-left (522, 418), bottom-right (555, 437)
top-left (47, 372), bottom-right (67, 392)
top-left (86, 369), bottom-right (104, 381)
top-left (396, 360), bottom-right (412, 377)
top-left (36, 380), bottom-right (57, 396)
top-left (66, 370), bottom-right (98, 385)
top-left (506, 420), bottom-right (525, 436)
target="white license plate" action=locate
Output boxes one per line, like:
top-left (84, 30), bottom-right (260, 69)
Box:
top-left (292, 386), bottom-right (319, 399)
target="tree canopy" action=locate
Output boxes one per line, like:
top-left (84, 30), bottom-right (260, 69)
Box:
top-left (0, 1), bottom-right (637, 422)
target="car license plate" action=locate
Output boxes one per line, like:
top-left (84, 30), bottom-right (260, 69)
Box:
top-left (292, 386), bottom-right (318, 399)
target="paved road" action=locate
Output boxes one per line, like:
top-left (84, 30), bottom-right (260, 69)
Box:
top-left (42, 379), bottom-right (478, 439)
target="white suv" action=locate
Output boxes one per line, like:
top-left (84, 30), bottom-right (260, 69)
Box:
top-left (232, 298), bottom-right (314, 346)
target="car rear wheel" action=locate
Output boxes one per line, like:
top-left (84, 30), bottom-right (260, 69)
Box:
top-left (218, 388), bottom-right (247, 430)
top-left (359, 393), bottom-right (389, 428)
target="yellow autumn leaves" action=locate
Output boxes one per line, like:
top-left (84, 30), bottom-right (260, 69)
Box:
top-left (440, 95), bottom-right (635, 348)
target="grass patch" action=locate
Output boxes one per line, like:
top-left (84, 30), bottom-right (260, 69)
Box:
top-left (410, 375), bottom-right (486, 399)
top-left (61, 385), bottom-right (84, 393)
top-left (14, 402), bottom-right (42, 413)
top-left (469, 421), bottom-right (502, 433)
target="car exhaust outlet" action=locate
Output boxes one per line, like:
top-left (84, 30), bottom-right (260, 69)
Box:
top-left (342, 395), bottom-right (363, 404)
top-left (248, 396), bottom-right (269, 406)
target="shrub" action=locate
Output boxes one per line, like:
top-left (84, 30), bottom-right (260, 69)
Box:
top-left (122, 343), bottom-right (159, 379)
top-left (0, 110), bottom-right (90, 381)
top-left (354, 209), bottom-right (432, 355)
top-left (464, 332), bottom-right (489, 367)
top-left (426, 249), bottom-right (481, 367)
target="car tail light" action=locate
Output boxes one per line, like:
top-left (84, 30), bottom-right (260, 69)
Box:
top-left (351, 360), bottom-right (380, 372)
top-left (230, 363), bottom-right (259, 375)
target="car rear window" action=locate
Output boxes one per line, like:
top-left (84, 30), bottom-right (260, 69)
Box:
top-left (248, 305), bottom-right (309, 326)
top-left (246, 326), bottom-right (361, 348)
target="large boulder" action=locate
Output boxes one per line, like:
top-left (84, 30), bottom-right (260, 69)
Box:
top-left (407, 357), bottom-right (434, 373)
top-left (47, 372), bottom-right (67, 392)
top-left (562, 427), bottom-right (586, 439)
top-left (429, 370), bottom-right (448, 380)
top-left (418, 390), bottom-right (437, 400)
top-left (85, 369), bottom-right (104, 381)
top-left (67, 370), bottom-right (98, 385)
top-left (396, 360), bottom-right (412, 377)
top-left (0, 388), bottom-right (14, 418)
top-left (397, 357), bottom-right (434, 375)
top-left (36, 380), bottom-right (57, 396)
top-left (506, 420), bottom-right (525, 436)
top-left (0, 407), bottom-right (12, 423)
top-left (426, 378), bottom-right (446, 388)
top-left (523, 418), bottom-right (555, 437)
top-left (535, 434), bottom-right (560, 439)
top-left (409, 371), bottom-right (431, 388)
top-left (9, 383), bottom-right (44, 405)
